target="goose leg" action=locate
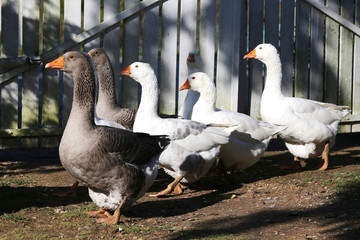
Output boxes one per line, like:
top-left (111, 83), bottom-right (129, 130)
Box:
top-left (85, 208), bottom-right (111, 218)
top-left (280, 157), bottom-right (301, 170)
top-left (318, 143), bottom-right (330, 171)
top-left (53, 181), bottom-right (79, 197)
top-left (216, 158), bottom-right (227, 177)
top-left (150, 176), bottom-right (184, 197)
top-left (96, 196), bottom-right (127, 225)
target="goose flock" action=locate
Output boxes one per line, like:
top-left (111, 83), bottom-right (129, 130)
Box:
top-left (45, 43), bottom-right (349, 225)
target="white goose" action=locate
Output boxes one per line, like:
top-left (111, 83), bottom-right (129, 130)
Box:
top-left (244, 43), bottom-right (350, 170)
top-left (120, 62), bottom-right (231, 197)
top-left (180, 72), bottom-right (282, 172)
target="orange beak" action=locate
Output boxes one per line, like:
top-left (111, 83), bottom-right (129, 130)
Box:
top-left (180, 79), bottom-right (191, 91)
top-left (88, 52), bottom-right (92, 56)
top-left (119, 65), bottom-right (131, 76)
top-left (45, 56), bottom-right (64, 69)
top-left (187, 53), bottom-right (195, 63)
top-left (244, 49), bottom-right (256, 59)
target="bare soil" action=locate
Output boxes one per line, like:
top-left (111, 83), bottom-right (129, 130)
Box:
top-left (0, 134), bottom-right (359, 240)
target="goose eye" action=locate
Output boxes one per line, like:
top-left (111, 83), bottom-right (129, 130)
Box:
top-left (259, 47), bottom-right (262, 50)
top-left (135, 65), bottom-right (139, 68)
top-left (69, 56), bottom-right (74, 59)
top-left (192, 76), bottom-right (195, 79)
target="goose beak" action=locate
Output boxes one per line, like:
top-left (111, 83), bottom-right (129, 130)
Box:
top-left (244, 49), bottom-right (256, 59)
top-left (187, 53), bottom-right (195, 63)
top-left (119, 65), bottom-right (131, 76)
top-left (87, 52), bottom-right (92, 56)
top-left (180, 79), bottom-right (191, 91)
top-left (45, 56), bottom-right (64, 69)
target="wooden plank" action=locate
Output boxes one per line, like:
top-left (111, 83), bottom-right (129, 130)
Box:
top-left (338, 0), bottom-right (353, 133)
top-left (280, 0), bottom-right (295, 97)
top-left (199, 0), bottom-right (216, 80)
top-left (303, 0), bottom-right (360, 37)
top-left (103, 0), bottom-right (121, 104)
top-left (159, 0), bottom-right (178, 114)
top-left (294, 0), bottom-right (310, 99)
top-left (121, 0), bottom-right (141, 110)
top-left (63, 0), bottom-right (81, 128)
top-left (309, 1), bottom-right (324, 101)
top-left (84, 0), bottom-right (101, 51)
top-left (22, 0), bottom-right (40, 148)
top-left (0, 0), bottom-right (165, 85)
top-left (248, 0), bottom-right (264, 119)
top-left (142, 2), bottom-right (160, 76)
top-left (324, 0), bottom-right (339, 104)
top-left (265, 0), bottom-right (279, 47)
top-left (178, 0), bottom-right (197, 113)
top-left (1, 0), bottom-right (20, 148)
top-left (238, 0), bottom-right (248, 114)
top-left (353, 1), bottom-right (360, 132)
top-left (41, 0), bottom-right (61, 147)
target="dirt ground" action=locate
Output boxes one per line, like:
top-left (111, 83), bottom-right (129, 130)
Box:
top-left (0, 133), bottom-right (359, 240)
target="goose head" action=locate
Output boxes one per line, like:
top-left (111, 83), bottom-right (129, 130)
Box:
top-left (187, 51), bottom-right (203, 70)
top-left (88, 48), bottom-right (109, 66)
top-left (180, 72), bottom-right (213, 94)
top-left (244, 43), bottom-right (279, 64)
top-left (45, 51), bottom-right (92, 76)
top-left (119, 62), bottom-right (155, 85)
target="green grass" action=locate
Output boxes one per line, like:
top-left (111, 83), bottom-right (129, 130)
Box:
top-left (301, 177), bottom-right (316, 184)
top-left (63, 204), bottom-right (97, 219)
top-left (322, 171), bottom-right (360, 195)
top-left (0, 174), bottom-right (34, 187)
top-left (1, 212), bottom-right (29, 222)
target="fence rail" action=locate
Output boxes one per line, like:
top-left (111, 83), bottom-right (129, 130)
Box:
top-left (0, 0), bottom-right (359, 149)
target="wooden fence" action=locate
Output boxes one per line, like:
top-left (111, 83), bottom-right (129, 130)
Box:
top-left (0, 0), bottom-right (359, 150)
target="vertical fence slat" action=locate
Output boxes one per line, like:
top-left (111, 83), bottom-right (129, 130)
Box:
top-left (1, 0), bottom-right (20, 148)
top-left (338, 0), bottom-right (353, 133)
top-left (294, 1), bottom-right (310, 99)
top-left (178, 0), bottom-right (197, 113)
top-left (324, 0), bottom-right (339, 104)
top-left (248, 0), bottom-right (264, 119)
top-left (280, 0), bottom-right (295, 97)
top-left (121, 0), bottom-right (140, 109)
top-left (84, 0), bottom-right (101, 51)
top-left (103, 0), bottom-right (120, 104)
top-left (42, 0), bottom-right (61, 147)
top-left (238, 0), bottom-right (248, 114)
top-left (309, 1), bottom-right (324, 101)
top-left (265, 0), bottom-right (279, 46)
top-left (160, 0), bottom-right (178, 114)
top-left (63, 0), bottom-right (82, 127)
top-left (353, 1), bottom-right (360, 132)
top-left (22, 0), bottom-right (40, 148)
top-left (217, 0), bottom-right (234, 111)
top-left (142, 2), bottom-right (160, 76)
top-left (199, 0), bottom-right (216, 80)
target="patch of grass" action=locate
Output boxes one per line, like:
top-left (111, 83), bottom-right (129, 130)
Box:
top-left (1, 212), bottom-right (29, 222)
top-left (1, 228), bottom-right (49, 240)
top-left (322, 171), bottom-right (360, 195)
top-left (63, 204), bottom-right (97, 219)
top-left (301, 177), bottom-right (316, 184)
top-left (0, 174), bottom-right (34, 187)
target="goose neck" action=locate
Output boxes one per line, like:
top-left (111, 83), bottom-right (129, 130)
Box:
top-left (263, 57), bottom-right (283, 97)
top-left (97, 64), bottom-right (117, 107)
top-left (137, 74), bottom-right (159, 117)
top-left (68, 67), bottom-right (96, 126)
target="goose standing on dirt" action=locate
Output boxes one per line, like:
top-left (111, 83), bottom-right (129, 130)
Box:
top-left (180, 72), bottom-right (282, 172)
top-left (45, 52), bottom-right (169, 224)
top-left (120, 62), bottom-right (231, 197)
top-left (244, 43), bottom-right (350, 170)
top-left (54, 48), bottom-right (137, 198)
